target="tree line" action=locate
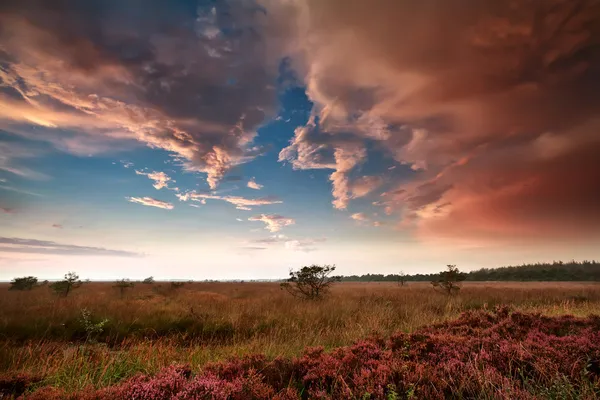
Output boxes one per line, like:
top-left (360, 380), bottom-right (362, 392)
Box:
top-left (341, 261), bottom-right (600, 282)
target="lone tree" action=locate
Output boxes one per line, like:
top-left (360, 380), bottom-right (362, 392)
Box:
top-left (9, 276), bottom-right (38, 291)
top-left (431, 265), bottom-right (466, 295)
top-left (50, 272), bottom-right (82, 297)
top-left (397, 271), bottom-right (407, 286)
top-left (113, 279), bottom-right (135, 298)
top-left (281, 264), bottom-right (341, 300)
top-left (142, 276), bottom-right (155, 284)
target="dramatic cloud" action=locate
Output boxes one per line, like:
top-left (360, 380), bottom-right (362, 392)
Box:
top-left (177, 192), bottom-right (282, 210)
top-left (247, 178), bottom-right (263, 190)
top-left (0, 237), bottom-right (141, 257)
top-left (0, 0), bottom-right (295, 188)
top-left (127, 196), bottom-right (174, 210)
top-left (277, 0), bottom-right (600, 241)
top-left (279, 117), bottom-right (367, 209)
top-left (350, 176), bottom-right (384, 198)
top-left (248, 214), bottom-right (295, 232)
top-left (350, 213), bottom-right (369, 222)
top-left (135, 170), bottom-right (173, 190)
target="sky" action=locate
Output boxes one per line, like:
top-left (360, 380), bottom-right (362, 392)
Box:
top-left (1, 0), bottom-right (599, 280)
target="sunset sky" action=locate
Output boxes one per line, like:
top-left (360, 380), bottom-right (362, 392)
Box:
top-left (1, 0), bottom-right (599, 280)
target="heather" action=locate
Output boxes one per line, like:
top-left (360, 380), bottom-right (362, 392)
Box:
top-left (9, 308), bottom-right (600, 399)
top-left (2, 282), bottom-right (600, 397)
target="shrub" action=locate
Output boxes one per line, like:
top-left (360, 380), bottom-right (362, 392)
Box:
top-left (280, 265), bottom-right (341, 300)
top-left (9, 276), bottom-right (38, 291)
top-left (78, 308), bottom-right (109, 343)
top-left (171, 281), bottom-right (185, 290)
top-left (143, 276), bottom-right (155, 284)
top-left (113, 279), bottom-right (135, 298)
top-left (431, 265), bottom-right (465, 296)
top-left (50, 272), bottom-right (82, 297)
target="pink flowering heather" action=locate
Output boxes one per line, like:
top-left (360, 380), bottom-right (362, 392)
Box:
top-left (18, 308), bottom-right (600, 399)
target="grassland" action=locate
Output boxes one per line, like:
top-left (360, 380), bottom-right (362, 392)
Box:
top-left (1, 281), bottom-right (600, 398)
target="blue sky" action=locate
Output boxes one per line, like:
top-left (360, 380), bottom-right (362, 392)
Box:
top-left (1, 0), bottom-right (599, 280)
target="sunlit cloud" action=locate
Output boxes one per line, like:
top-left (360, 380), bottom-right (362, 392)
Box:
top-left (247, 178), bottom-right (263, 190)
top-left (127, 197), bottom-right (174, 210)
top-left (248, 214), bottom-right (295, 232)
top-left (177, 192), bottom-right (282, 211)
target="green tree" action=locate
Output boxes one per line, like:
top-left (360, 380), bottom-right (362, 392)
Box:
top-left (113, 279), bottom-right (134, 298)
top-left (9, 276), bottom-right (38, 291)
top-left (281, 265), bottom-right (341, 300)
top-left (50, 272), bottom-right (82, 297)
top-left (431, 265), bottom-right (465, 295)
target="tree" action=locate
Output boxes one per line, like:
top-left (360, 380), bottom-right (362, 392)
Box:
top-left (50, 272), bottom-right (82, 297)
top-left (9, 276), bottom-right (38, 291)
top-left (170, 281), bottom-right (185, 290)
top-left (431, 265), bottom-right (465, 295)
top-left (142, 276), bottom-right (155, 284)
top-left (280, 265), bottom-right (341, 300)
top-left (113, 279), bottom-right (134, 298)
top-left (397, 271), bottom-right (407, 286)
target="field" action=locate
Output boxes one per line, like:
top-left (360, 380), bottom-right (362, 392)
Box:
top-left (1, 281), bottom-right (600, 399)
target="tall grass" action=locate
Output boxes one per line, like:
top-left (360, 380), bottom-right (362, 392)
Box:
top-left (1, 281), bottom-right (600, 393)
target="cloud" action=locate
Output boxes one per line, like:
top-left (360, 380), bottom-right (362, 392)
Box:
top-left (0, 237), bottom-right (141, 257)
top-left (250, 234), bottom-right (325, 252)
top-left (0, 0), bottom-right (295, 188)
top-left (248, 214), bottom-right (295, 232)
top-left (1, 207), bottom-right (15, 214)
top-left (247, 178), bottom-right (263, 190)
top-left (135, 170), bottom-right (172, 190)
top-left (276, 0), bottom-right (600, 241)
top-left (350, 176), bottom-right (384, 198)
top-left (284, 237), bottom-right (326, 252)
top-left (0, 141), bottom-right (49, 180)
top-left (350, 213), bottom-right (369, 222)
top-left (177, 191), bottom-right (282, 210)
top-left (127, 196), bottom-right (174, 210)
top-left (279, 117), bottom-right (367, 209)
top-left (239, 246), bottom-right (267, 251)
top-left (51, 224), bottom-right (63, 229)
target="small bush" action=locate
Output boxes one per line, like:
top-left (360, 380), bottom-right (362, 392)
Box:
top-left (113, 279), bottom-right (135, 298)
top-left (143, 276), bottom-right (155, 284)
top-left (9, 276), bottom-right (38, 291)
top-left (50, 272), bottom-right (82, 297)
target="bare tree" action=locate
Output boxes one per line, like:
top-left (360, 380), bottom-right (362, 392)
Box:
top-left (281, 265), bottom-right (341, 300)
top-left (397, 271), bottom-right (407, 287)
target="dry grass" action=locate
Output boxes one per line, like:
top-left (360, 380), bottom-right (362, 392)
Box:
top-left (1, 281), bottom-right (600, 393)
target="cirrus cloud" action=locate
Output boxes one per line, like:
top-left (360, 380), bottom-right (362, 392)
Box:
top-left (127, 196), bottom-right (174, 210)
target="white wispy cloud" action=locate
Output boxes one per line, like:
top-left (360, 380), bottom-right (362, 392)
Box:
top-left (127, 196), bottom-right (174, 210)
top-left (177, 191), bottom-right (282, 210)
top-left (248, 214), bottom-right (295, 232)
top-left (135, 170), bottom-right (173, 190)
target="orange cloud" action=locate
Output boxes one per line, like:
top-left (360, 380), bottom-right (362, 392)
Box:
top-left (277, 0), bottom-right (600, 241)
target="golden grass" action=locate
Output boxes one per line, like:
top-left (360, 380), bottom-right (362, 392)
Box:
top-left (1, 281), bottom-right (600, 392)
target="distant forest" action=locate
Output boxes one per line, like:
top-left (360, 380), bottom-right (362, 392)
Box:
top-left (341, 261), bottom-right (600, 282)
